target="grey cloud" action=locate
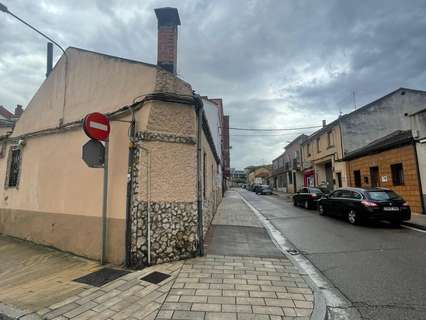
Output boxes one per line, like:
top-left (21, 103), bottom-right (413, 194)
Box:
top-left (1, 0), bottom-right (426, 169)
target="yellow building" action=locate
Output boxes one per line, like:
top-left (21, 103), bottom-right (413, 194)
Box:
top-left (302, 120), bottom-right (347, 191)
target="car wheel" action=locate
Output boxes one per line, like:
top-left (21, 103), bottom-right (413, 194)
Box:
top-left (318, 204), bottom-right (326, 216)
top-left (347, 209), bottom-right (359, 225)
top-left (304, 200), bottom-right (309, 209)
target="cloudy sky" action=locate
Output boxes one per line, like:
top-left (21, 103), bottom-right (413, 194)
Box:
top-left (1, 0), bottom-right (426, 169)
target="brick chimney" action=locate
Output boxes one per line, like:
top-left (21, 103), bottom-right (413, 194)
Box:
top-left (15, 105), bottom-right (23, 117)
top-left (155, 7), bottom-right (181, 74)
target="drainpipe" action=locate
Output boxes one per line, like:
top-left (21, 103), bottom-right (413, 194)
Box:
top-left (125, 108), bottom-right (136, 267)
top-left (413, 141), bottom-right (425, 214)
top-left (138, 145), bottom-right (152, 265)
top-left (194, 93), bottom-right (204, 256)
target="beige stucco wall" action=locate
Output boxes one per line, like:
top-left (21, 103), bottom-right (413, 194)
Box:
top-left (12, 47), bottom-right (191, 137)
top-left (303, 124), bottom-right (343, 163)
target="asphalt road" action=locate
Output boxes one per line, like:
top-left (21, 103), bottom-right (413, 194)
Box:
top-left (240, 190), bottom-right (426, 320)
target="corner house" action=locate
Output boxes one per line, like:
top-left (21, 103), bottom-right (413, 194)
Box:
top-left (0, 8), bottom-right (228, 268)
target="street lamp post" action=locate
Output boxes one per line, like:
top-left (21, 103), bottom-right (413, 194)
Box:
top-left (0, 2), bottom-right (65, 54)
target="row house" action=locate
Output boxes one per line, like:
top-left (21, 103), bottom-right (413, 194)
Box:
top-left (272, 134), bottom-right (307, 192)
top-left (301, 88), bottom-right (426, 214)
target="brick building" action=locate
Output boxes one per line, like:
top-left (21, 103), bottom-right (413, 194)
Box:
top-left (344, 130), bottom-right (423, 214)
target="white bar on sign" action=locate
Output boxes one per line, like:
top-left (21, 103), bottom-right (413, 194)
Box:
top-left (90, 121), bottom-right (108, 131)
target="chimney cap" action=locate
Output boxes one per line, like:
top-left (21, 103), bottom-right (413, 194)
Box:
top-left (155, 7), bottom-right (181, 26)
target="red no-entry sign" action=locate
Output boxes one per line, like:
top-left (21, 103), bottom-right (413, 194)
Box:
top-left (83, 112), bottom-right (110, 141)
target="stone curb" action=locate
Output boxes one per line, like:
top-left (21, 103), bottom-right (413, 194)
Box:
top-left (0, 303), bottom-right (41, 320)
top-left (239, 191), bottom-right (364, 320)
top-left (401, 221), bottom-right (426, 230)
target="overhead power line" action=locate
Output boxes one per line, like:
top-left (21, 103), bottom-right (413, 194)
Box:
top-left (229, 125), bottom-right (322, 131)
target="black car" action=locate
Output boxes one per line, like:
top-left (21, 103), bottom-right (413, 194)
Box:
top-left (252, 184), bottom-right (262, 193)
top-left (293, 187), bottom-right (323, 209)
top-left (256, 185), bottom-right (273, 195)
top-left (317, 187), bottom-right (411, 225)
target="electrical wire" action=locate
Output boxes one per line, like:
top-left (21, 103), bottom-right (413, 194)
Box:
top-left (229, 125), bottom-right (322, 131)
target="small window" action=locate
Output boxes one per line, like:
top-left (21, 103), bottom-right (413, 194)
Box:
top-left (336, 172), bottom-right (342, 188)
top-left (6, 147), bottom-right (21, 188)
top-left (391, 163), bottom-right (404, 186)
top-left (307, 143), bottom-right (311, 156)
top-left (327, 131), bottom-right (333, 146)
top-left (316, 138), bottom-right (321, 153)
top-left (354, 170), bottom-right (361, 187)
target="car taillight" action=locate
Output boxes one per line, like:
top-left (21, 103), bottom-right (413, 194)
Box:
top-left (402, 202), bottom-right (409, 207)
top-left (361, 200), bottom-right (378, 207)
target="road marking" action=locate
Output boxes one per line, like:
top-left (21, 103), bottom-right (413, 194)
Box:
top-left (402, 225), bottom-right (426, 233)
top-left (239, 191), bottom-right (362, 320)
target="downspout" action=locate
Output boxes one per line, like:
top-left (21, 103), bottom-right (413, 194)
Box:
top-left (138, 145), bottom-right (152, 265)
top-left (413, 141), bottom-right (425, 214)
top-left (194, 93), bottom-right (204, 256)
top-left (125, 108), bottom-right (136, 267)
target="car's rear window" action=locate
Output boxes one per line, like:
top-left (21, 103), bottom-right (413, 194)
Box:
top-left (367, 191), bottom-right (402, 201)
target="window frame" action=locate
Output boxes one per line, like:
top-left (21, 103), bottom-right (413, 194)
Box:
top-left (5, 146), bottom-right (22, 189)
top-left (391, 163), bottom-right (404, 186)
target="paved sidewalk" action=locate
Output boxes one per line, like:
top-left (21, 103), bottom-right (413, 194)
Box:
top-left (402, 213), bottom-right (426, 230)
top-left (8, 191), bottom-right (314, 320)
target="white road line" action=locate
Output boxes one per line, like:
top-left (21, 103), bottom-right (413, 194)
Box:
top-left (402, 225), bottom-right (426, 233)
top-left (239, 192), bottom-right (362, 320)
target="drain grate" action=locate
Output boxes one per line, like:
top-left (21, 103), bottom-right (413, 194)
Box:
top-left (73, 268), bottom-right (131, 287)
top-left (140, 271), bottom-right (170, 284)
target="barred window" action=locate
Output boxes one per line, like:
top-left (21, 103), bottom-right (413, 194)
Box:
top-left (7, 148), bottom-right (21, 188)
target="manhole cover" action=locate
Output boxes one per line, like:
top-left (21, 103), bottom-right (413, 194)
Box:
top-left (141, 271), bottom-right (170, 284)
top-left (73, 268), bottom-right (131, 287)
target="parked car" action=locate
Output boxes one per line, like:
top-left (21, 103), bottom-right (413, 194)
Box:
top-left (317, 187), bottom-right (411, 225)
top-left (293, 187), bottom-right (323, 209)
top-left (252, 184), bottom-right (262, 193)
top-left (256, 185), bottom-right (273, 195)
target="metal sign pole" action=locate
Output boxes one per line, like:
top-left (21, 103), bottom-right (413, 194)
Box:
top-left (100, 140), bottom-right (109, 264)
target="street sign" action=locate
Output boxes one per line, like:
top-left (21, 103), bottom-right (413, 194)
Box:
top-left (82, 139), bottom-right (105, 168)
top-left (83, 112), bottom-right (110, 141)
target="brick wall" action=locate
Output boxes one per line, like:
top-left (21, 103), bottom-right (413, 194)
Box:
top-left (346, 144), bottom-right (423, 213)
top-left (157, 25), bottom-right (178, 74)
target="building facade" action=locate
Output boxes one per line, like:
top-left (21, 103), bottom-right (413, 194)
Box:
top-left (344, 131), bottom-right (423, 213)
top-left (0, 8), bottom-right (228, 268)
top-left (410, 108), bottom-right (426, 213)
top-left (302, 121), bottom-right (346, 191)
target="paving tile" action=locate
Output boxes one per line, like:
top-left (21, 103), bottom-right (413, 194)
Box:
top-left (44, 303), bottom-right (80, 320)
top-left (209, 283), bottom-right (235, 290)
top-left (166, 295), bottom-right (180, 302)
top-left (236, 314), bottom-right (269, 320)
top-left (184, 283), bottom-right (210, 289)
top-left (236, 297), bottom-right (265, 306)
top-left (170, 289), bottom-right (196, 296)
top-left (195, 289), bottom-right (222, 296)
top-left (179, 296), bottom-right (208, 303)
top-left (221, 304), bottom-right (252, 313)
top-left (252, 306), bottom-right (284, 316)
top-left (162, 303), bottom-right (192, 311)
top-left (249, 291), bottom-right (277, 298)
top-left (191, 303), bottom-right (221, 312)
top-left (275, 292), bottom-right (305, 301)
top-left (223, 290), bottom-right (249, 297)
top-left (282, 307), bottom-right (296, 317)
top-left (208, 296), bottom-right (236, 304)
top-left (286, 287), bottom-right (312, 294)
top-left (264, 298), bottom-right (295, 308)
top-left (63, 301), bottom-right (97, 318)
top-left (205, 312), bottom-right (237, 320)
top-left (294, 300), bottom-right (313, 309)
top-left (157, 310), bottom-right (174, 319)
top-left (71, 310), bottom-right (97, 320)
top-left (172, 310), bottom-right (205, 320)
